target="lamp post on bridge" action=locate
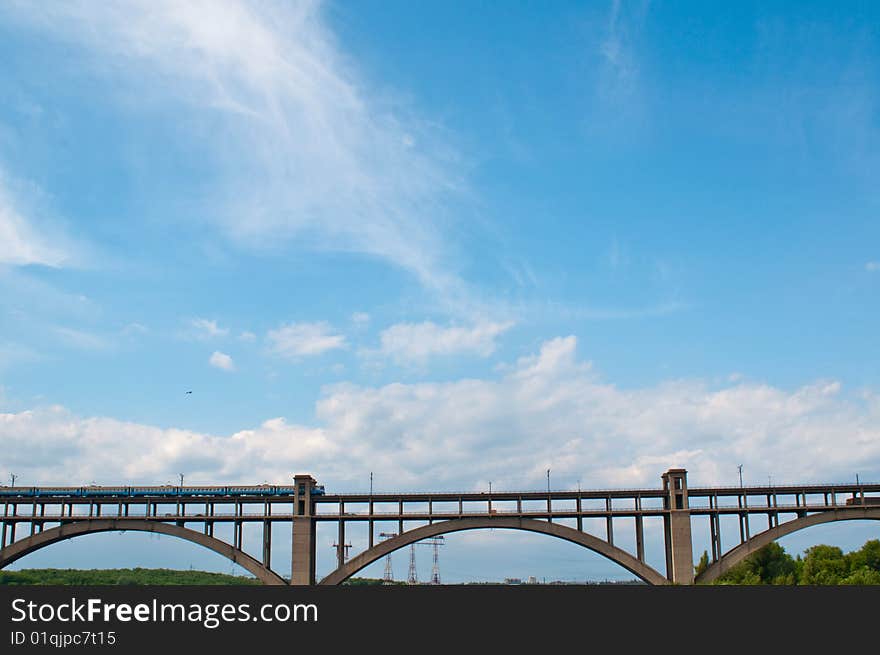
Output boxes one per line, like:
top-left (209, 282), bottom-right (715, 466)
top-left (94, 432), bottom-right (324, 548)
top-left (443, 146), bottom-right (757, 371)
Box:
top-left (9, 473), bottom-right (16, 487)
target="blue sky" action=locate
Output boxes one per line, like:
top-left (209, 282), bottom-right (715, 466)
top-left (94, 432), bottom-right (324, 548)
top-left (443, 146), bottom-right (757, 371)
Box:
top-left (1, 1), bottom-right (879, 581)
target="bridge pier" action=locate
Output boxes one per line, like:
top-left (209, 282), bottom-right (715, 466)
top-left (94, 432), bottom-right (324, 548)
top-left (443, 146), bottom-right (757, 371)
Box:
top-left (291, 474), bottom-right (318, 585)
top-left (662, 469), bottom-right (694, 585)
top-left (635, 515), bottom-right (645, 562)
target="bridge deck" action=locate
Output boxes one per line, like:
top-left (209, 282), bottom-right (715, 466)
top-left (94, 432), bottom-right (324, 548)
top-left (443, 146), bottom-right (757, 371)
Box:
top-left (1, 503), bottom-right (876, 523)
top-left (1, 482), bottom-right (878, 502)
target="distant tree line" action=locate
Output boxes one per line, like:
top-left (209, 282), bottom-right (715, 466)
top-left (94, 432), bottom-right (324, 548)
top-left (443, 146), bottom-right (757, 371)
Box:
top-left (694, 539), bottom-right (880, 585)
top-left (0, 570), bottom-right (403, 586)
top-left (0, 568), bottom-right (260, 586)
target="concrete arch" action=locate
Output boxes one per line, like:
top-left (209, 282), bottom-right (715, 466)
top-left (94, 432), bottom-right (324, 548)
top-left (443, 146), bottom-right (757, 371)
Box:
top-left (320, 517), bottom-right (669, 585)
top-left (696, 507), bottom-right (880, 584)
top-left (0, 519), bottom-right (287, 585)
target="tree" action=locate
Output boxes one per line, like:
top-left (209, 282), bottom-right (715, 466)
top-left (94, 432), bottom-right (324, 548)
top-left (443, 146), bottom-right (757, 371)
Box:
top-left (841, 567), bottom-right (880, 585)
top-left (750, 542), bottom-right (797, 583)
top-left (800, 545), bottom-right (848, 585)
top-left (716, 542), bottom-right (796, 585)
top-left (694, 550), bottom-right (710, 577)
top-left (847, 539), bottom-right (880, 573)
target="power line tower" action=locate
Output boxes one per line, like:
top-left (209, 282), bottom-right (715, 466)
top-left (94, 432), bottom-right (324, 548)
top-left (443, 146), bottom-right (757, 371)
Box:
top-left (331, 541), bottom-right (353, 563)
top-left (418, 536), bottom-right (445, 585)
top-left (407, 544), bottom-right (418, 585)
top-left (379, 532), bottom-right (396, 584)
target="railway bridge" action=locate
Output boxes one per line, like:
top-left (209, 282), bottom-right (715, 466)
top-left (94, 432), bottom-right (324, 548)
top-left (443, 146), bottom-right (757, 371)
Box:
top-left (1, 469), bottom-right (878, 585)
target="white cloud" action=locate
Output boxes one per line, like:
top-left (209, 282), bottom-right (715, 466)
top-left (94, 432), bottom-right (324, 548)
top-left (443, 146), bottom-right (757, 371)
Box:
top-left (209, 351), bottom-right (235, 371)
top-left (866, 261), bottom-right (880, 272)
top-left (267, 322), bottom-right (346, 359)
top-left (188, 318), bottom-right (229, 340)
top-left (238, 331), bottom-right (256, 342)
top-left (7, 337), bottom-right (879, 491)
top-left (3, 0), bottom-right (466, 296)
top-left (375, 321), bottom-right (514, 364)
top-left (0, 406), bottom-right (332, 485)
top-left (0, 170), bottom-right (70, 267)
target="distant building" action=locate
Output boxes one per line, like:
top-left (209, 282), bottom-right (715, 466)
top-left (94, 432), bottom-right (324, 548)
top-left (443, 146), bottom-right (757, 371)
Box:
top-left (503, 578), bottom-right (522, 585)
top-left (526, 576), bottom-right (538, 585)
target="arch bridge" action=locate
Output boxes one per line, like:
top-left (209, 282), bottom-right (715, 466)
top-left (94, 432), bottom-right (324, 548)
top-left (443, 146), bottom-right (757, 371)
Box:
top-left (2, 470), bottom-right (877, 585)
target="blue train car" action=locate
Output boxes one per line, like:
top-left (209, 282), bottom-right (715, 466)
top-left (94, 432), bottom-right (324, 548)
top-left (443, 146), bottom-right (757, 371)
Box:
top-left (36, 487), bottom-right (83, 498)
top-left (0, 483), bottom-right (327, 498)
top-left (83, 486), bottom-right (126, 497)
top-left (0, 486), bottom-right (32, 497)
top-left (185, 487), bottom-right (229, 497)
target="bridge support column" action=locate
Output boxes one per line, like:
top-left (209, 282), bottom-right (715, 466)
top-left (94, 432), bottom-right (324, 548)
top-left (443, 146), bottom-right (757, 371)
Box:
top-left (635, 515), bottom-right (645, 562)
top-left (662, 469), bottom-right (694, 585)
top-left (291, 474), bottom-right (317, 585)
top-left (262, 520), bottom-right (272, 569)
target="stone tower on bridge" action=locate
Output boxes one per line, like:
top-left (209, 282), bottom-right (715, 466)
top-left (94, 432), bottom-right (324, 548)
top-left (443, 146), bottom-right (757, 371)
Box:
top-left (662, 468), bottom-right (694, 585)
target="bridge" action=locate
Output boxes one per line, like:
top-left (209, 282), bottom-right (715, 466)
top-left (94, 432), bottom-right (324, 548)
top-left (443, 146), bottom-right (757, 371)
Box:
top-left (1, 470), bottom-right (878, 585)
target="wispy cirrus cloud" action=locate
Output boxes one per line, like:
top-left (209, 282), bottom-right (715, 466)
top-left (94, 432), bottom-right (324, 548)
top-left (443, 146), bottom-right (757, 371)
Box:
top-left (866, 261), bottom-right (880, 272)
top-left (0, 343), bottom-right (41, 371)
top-left (599, 0), bottom-right (637, 98)
top-left (597, 0), bottom-right (650, 105)
top-left (0, 169), bottom-right (73, 268)
top-left (2, 0), bottom-right (466, 298)
top-left (53, 326), bottom-right (113, 351)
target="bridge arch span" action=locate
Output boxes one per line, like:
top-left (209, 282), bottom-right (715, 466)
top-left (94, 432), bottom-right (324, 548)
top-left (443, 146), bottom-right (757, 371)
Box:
top-left (696, 507), bottom-right (880, 584)
top-left (320, 517), bottom-right (669, 585)
top-left (0, 519), bottom-right (287, 585)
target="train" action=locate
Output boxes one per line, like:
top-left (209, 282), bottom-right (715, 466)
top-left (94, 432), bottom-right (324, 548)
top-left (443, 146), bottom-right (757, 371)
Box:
top-left (0, 484), bottom-right (326, 499)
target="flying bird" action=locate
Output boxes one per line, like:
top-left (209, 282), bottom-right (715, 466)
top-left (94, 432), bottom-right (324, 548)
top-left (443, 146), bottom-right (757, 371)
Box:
top-left (185, 390), bottom-right (192, 395)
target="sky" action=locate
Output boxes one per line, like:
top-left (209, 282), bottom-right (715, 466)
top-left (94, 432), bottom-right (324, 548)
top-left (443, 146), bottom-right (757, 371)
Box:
top-left (1, 0), bottom-right (879, 582)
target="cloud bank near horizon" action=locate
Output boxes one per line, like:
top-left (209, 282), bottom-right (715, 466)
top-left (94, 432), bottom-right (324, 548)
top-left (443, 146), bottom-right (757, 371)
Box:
top-left (2, 336), bottom-right (878, 491)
